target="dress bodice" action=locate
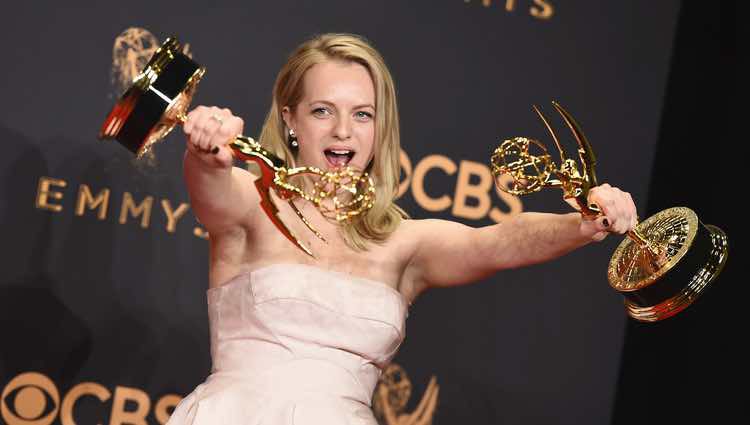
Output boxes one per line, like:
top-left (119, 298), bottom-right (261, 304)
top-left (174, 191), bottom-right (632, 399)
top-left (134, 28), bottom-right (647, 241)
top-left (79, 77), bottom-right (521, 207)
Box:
top-left (167, 263), bottom-right (408, 425)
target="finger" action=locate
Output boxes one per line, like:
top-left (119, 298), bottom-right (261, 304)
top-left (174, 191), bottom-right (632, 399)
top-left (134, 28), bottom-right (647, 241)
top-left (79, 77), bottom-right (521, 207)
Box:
top-left (183, 109), bottom-right (197, 135)
top-left (626, 192), bottom-right (638, 232)
top-left (209, 116), bottom-right (240, 150)
top-left (225, 115), bottom-right (244, 139)
top-left (594, 215), bottom-right (611, 233)
top-left (203, 117), bottom-right (224, 151)
top-left (211, 144), bottom-right (235, 167)
top-left (195, 113), bottom-right (223, 152)
top-left (588, 183), bottom-right (609, 203)
top-left (183, 105), bottom-right (207, 135)
top-left (587, 187), bottom-right (607, 215)
top-left (205, 106), bottom-right (235, 147)
top-left (600, 196), bottom-right (622, 233)
top-left (617, 206), bottom-right (632, 234)
top-left (186, 108), bottom-right (210, 149)
top-left (613, 189), bottom-right (632, 234)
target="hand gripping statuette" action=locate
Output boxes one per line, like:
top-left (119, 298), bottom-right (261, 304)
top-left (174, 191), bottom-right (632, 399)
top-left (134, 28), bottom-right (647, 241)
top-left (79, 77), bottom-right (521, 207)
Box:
top-left (490, 102), bottom-right (729, 322)
top-left (99, 37), bottom-right (375, 256)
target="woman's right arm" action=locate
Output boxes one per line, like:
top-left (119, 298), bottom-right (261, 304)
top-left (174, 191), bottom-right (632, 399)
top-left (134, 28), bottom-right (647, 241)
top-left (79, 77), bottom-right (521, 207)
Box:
top-left (183, 105), bottom-right (260, 234)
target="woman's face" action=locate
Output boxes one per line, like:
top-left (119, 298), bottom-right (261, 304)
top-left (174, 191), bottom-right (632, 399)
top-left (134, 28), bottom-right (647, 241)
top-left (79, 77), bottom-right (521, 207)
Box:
top-left (283, 60), bottom-right (376, 172)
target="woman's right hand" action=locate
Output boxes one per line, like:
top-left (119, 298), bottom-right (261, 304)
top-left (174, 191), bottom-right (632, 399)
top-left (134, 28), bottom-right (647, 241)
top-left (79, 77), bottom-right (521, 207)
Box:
top-left (183, 105), bottom-right (244, 169)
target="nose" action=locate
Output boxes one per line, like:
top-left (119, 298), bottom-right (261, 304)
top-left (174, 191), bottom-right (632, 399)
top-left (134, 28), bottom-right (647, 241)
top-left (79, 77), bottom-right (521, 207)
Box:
top-left (333, 116), bottom-right (352, 140)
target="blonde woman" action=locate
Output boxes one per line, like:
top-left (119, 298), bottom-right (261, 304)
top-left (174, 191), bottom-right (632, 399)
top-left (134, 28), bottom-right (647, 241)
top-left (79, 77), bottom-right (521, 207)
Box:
top-left (168, 33), bottom-right (636, 424)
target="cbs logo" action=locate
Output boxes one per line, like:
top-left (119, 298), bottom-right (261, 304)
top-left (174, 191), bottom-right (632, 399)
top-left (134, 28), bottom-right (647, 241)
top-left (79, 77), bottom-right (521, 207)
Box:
top-left (1, 373), bottom-right (58, 425)
top-left (1, 372), bottom-right (181, 425)
top-left (397, 150), bottom-right (523, 221)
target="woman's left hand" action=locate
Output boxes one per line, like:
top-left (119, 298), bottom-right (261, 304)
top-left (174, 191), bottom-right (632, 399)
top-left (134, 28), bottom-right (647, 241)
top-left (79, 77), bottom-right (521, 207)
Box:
top-left (574, 183), bottom-right (638, 242)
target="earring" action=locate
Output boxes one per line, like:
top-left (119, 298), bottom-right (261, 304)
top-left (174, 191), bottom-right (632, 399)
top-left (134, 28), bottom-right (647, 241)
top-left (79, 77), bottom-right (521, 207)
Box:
top-left (288, 129), bottom-right (299, 148)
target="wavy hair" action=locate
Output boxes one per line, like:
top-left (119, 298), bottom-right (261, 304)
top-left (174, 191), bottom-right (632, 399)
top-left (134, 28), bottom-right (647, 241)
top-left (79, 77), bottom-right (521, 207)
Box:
top-left (258, 33), bottom-right (408, 250)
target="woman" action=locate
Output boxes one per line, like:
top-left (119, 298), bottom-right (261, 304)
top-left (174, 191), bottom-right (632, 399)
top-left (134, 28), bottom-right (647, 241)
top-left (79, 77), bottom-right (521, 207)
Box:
top-left (167, 33), bottom-right (636, 424)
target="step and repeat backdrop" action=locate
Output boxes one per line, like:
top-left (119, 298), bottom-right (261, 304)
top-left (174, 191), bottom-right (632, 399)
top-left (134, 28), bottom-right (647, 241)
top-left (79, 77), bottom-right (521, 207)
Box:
top-left (0, 1), bottom-right (679, 424)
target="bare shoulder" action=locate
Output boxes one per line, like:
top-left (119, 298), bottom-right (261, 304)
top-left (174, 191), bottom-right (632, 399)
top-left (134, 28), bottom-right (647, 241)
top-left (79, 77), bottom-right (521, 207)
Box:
top-left (388, 217), bottom-right (471, 268)
top-left (388, 218), bottom-right (430, 248)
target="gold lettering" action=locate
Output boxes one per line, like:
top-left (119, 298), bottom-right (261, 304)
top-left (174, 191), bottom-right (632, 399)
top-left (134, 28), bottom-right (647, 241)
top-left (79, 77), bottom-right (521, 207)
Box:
top-left (397, 149), bottom-right (412, 199)
top-left (154, 395), bottom-right (182, 424)
top-left (489, 173), bottom-right (524, 222)
top-left (119, 192), bottom-right (153, 228)
top-left (530, 0), bottom-right (554, 19)
top-left (61, 382), bottom-right (111, 425)
top-left (193, 226), bottom-right (209, 239)
top-left (36, 176), bottom-right (67, 212)
top-left (412, 155), bottom-right (457, 212)
top-left (505, 0), bottom-right (516, 11)
top-left (161, 200), bottom-right (189, 233)
top-left (75, 184), bottom-right (110, 220)
top-left (452, 160), bottom-right (493, 219)
top-left (109, 386), bottom-right (150, 425)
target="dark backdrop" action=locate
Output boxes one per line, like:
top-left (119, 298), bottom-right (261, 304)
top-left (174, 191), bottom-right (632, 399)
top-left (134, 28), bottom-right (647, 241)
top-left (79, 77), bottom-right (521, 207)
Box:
top-left (613, 2), bottom-right (742, 424)
top-left (0, 2), bottom-right (685, 424)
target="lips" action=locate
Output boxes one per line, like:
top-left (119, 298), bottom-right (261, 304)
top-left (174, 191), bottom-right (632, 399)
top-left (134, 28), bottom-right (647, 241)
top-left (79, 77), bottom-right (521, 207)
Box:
top-left (324, 148), bottom-right (355, 167)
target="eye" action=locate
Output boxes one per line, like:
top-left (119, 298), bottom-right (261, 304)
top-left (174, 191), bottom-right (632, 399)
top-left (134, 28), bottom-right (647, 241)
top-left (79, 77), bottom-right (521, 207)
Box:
top-left (312, 107), bottom-right (332, 117)
top-left (355, 111), bottom-right (373, 121)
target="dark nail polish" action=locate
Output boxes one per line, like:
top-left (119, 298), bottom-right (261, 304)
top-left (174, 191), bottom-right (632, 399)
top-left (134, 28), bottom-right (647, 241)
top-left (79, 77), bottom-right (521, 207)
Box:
top-left (603, 218), bottom-right (610, 227)
top-left (211, 146), bottom-right (219, 154)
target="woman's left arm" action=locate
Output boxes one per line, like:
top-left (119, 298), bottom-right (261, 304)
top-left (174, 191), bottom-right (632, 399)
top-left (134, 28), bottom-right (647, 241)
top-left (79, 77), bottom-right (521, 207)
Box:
top-left (404, 184), bottom-right (637, 291)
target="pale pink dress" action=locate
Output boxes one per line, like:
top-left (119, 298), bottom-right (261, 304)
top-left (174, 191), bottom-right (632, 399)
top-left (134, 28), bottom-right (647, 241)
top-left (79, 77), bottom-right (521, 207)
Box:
top-left (166, 263), bottom-right (408, 425)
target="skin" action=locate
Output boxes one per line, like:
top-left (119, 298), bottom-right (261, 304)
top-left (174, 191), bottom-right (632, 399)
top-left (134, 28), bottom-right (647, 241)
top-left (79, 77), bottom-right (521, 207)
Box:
top-left (182, 60), bottom-right (638, 303)
top-left (281, 60), bottom-right (376, 172)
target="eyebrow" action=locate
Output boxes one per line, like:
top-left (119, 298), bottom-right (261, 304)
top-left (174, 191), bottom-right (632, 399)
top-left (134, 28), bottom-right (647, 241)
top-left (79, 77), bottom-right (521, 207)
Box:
top-left (308, 100), bottom-right (375, 110)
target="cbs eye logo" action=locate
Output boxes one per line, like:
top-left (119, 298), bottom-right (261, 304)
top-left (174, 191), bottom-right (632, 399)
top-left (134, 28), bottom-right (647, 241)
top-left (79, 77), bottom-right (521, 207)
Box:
top-left (1, 372), bottom-right (59, 425)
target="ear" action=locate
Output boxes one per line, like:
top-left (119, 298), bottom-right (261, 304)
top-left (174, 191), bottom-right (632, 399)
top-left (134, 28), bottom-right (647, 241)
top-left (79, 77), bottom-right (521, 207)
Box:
top-left (281, 106), bottom-right (295, 132)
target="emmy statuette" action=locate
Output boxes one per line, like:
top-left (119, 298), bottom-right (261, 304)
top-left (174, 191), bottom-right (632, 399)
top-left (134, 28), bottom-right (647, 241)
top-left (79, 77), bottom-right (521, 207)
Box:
top-left (99, 37), bottom-right (375, 256)
top-left (490, 102), bottom-right (729, 322)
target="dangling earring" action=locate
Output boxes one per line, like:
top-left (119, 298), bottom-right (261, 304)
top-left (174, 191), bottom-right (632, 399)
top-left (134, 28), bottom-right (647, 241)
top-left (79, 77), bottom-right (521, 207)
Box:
top-left (288, 129), bottom-right (299, 148)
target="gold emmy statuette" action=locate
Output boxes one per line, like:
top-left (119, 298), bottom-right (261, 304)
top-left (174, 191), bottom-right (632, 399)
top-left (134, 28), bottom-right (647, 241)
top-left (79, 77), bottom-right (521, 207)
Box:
top-left (99, 37), bottom-right (375, 256)
top-left (490, 101), bottom-right (729, 322)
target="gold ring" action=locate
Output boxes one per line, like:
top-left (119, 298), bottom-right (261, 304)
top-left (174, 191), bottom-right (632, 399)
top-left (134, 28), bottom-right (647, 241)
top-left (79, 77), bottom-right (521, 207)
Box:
top-left (210, 114), bottom-right (224, 126)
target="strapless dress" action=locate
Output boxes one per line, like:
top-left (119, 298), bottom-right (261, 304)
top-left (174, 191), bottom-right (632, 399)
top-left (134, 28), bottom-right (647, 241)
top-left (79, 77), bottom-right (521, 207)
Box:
top-left (166, 263), bottom-right (408, 424)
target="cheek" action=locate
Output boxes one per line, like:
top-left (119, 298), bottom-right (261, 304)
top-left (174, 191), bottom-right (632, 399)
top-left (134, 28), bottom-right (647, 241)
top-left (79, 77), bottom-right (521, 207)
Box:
top-left (359, 124), bottom-right (376, 151)
top-left (297, 123), bottom-right (324, 148)
top-left (359, 126), bottom-right (376, 168)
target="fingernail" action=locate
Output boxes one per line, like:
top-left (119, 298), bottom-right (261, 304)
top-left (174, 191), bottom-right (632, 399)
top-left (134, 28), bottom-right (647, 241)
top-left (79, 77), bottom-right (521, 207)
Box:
top-left (211, 146), bottom-right (219, 154)
top-left (602, 218), bottom-right (610, 228)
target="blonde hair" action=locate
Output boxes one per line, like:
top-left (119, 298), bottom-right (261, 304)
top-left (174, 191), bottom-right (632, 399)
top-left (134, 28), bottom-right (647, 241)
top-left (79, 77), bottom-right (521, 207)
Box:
top-left (258, 33), bottom-right (408, 250)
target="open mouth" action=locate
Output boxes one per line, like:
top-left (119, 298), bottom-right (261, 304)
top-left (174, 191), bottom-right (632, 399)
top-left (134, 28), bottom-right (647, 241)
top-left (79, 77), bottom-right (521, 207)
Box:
top-left (324, 149), bottom-right (355, 168)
